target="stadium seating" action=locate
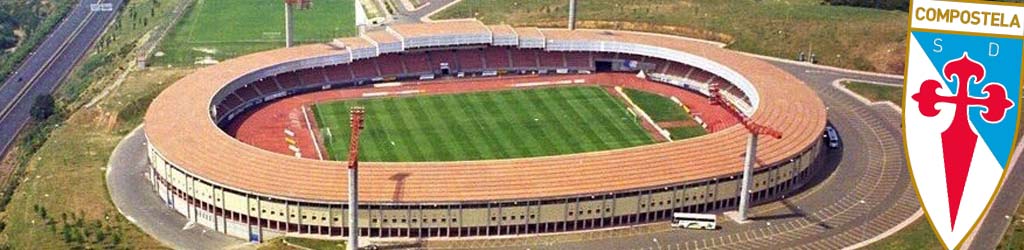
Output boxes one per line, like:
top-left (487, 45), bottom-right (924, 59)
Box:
top-left (482, 47), bottom-right (511, 69)
top-left (564, 52), bottom-right (592, 69)
top-left (455, 49), bottom-right (485, 72)
top-left (252, 79), bottom-right (281, 94)
top-left (377, 54), bottom-right (406, 76)
top-left (323, 64), bottom-right (354, 83)
top-left (351, 58), bottom-right (382, 79)
top-left (666, 63), bottom-right (694, 77)
top-left (510, 49), bottom-right (539, 68)
top-left (539, 51), bottom-right (566, 68)
top-left (298, 68), bottom-right (328, 87)
top-left (274, 72), bottom-right (303, 90)
top-left (403, 52), bottom-right (434, 74)
top-left (591, 52), bottom-right (619, 60)
top-left (431, 50), bottom-right (458, 68)
top-left (219, 94), bottom-right (244, 113)
top-left (688, 69), bottom-right (715, 83)
top-left (642, 57), bottom-right (670, 74)
top-left (235, 85), bottom-right (261, 101)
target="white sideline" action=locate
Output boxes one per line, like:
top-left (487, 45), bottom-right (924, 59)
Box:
top-left (363, 92), bottom-right (389, 97)
top-left (301, 106), bottom-right (324, 160)
top-left (374, 82), bottom-right (403, 88)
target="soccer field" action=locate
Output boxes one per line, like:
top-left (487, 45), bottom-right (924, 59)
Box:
top-left (153, 0), bottom-right (356, 65)
top-left (312, 86), bottom-right (655, 162)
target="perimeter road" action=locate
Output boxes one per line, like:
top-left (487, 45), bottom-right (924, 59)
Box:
top-left (107, 126), bottom-right (251, 250)
top-left (0, 0), bottom-right (124, 158)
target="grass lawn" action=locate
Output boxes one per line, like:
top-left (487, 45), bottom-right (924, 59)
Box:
top-left (622, 88), bottom-right (706, 140)
top-left (0, 68), bottom-right (190, 249)
top-left (313, 86), bottom-right (654, 162)
top-left (152, 0), bottom-right (356, 66)
top-left (864, 218), bottom-right (942, 250)
top-left (667, 126), bottom-right (707, 141)
top-left (842, 81), bottom-right (904, 105)
top-left (433, 0), bottom-right (907, 74)
top-left (623, 88), bottom-right (692, 122)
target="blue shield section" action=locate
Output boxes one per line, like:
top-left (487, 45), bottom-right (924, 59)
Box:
top-left (912, 31), bottom-right (1022, 167)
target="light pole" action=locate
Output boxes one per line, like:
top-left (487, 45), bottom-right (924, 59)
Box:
top-left (568, 0), bottom-right (577, 30)
top-left (347, 107), bottom-right (366, 250)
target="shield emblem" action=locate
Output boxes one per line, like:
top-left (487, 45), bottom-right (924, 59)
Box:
top-left (904, 1), bottom-right (1023, 248)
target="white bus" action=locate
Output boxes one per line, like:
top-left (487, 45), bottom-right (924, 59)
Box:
top-left (671, 212), bottom-right (717, 230)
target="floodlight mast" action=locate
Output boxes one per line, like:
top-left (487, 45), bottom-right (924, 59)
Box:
top-left (283, 0), bottom-right (312, 47)
top-left (347, 107), bottom-right (365, 250)
top-left (709, 85), bottom-right (782, 221)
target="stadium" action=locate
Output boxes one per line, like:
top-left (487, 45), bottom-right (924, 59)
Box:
top-left (142, 20), bottom-right (827, 242)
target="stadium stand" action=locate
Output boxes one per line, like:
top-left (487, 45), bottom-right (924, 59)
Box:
top-left (298, 67), bottom-right (328, 87)
top-left (455, 48), bottom-right (485, 72)
top-left (564, 51), bottom-right (592, 69)
top-left (274, 72), bottom-right (303, 90)
top-left (323, 64), bottom-right (355, 83)
top-left (234, 85), bottom-right (261, 100)
top-left (510, 49), bottom-right (540, 68)
top-left (376, 54), bottom-right (406, 76)
top-left (403, 52), bottom-right (434, 74)
top-left (539, 51), bottom-right (567, 68)
top-left (253, 78), bottom-right (282, 94)
top-left (351, 58), bottom-right (382, 79)
top-left (482, 47), bottom-right (512, 69)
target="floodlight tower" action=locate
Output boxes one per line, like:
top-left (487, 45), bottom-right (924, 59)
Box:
top-left (709, 87), bottom-right (782, 221)
top-left (347, 107), bottom-right (366, 250)
top-left (284, 0), bottom-right (312, 47)
top-left (568, 0), bottom-right (577, 30)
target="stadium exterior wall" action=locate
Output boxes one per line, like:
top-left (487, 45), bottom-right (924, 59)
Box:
top-left (146, 141), bottom-right (822, 240)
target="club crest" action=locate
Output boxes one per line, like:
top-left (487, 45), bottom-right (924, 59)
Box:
top-left (906, 1), bottom-right (1024, 248)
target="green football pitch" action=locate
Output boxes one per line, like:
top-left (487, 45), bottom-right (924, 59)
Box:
top-left (312, 86), bottom-right (656, 162)
top-left (153, 0), bottom-right (356, 65)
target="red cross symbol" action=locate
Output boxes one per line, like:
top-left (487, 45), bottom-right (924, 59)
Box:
top-left (912, 52), bottom-right (1014, 230)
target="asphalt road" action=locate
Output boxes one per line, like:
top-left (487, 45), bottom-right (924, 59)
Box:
top-left (389, 0), bottom-right (457, 23)
top-left (0, 0), bottom-right (122, 157)
top-left (107, 126), bottom-right (252, 250)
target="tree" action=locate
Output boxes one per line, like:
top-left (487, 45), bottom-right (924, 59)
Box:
top-left (29, 94), bottom-right (55, 121)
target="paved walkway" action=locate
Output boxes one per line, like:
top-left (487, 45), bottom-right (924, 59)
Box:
top-left (106, 126), bottom-right (253, 250)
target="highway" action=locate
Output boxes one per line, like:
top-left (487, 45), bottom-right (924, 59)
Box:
top-left (0, 0), bottom-right (123, 157)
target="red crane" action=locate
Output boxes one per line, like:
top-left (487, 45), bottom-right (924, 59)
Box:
top-left (707, 84), bottom-right (782, 139)
top-left (708, 83), bottom-right (782, 221)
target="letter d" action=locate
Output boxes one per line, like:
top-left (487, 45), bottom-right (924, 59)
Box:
top-left (990, 42), bottom-right (1000, 57)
